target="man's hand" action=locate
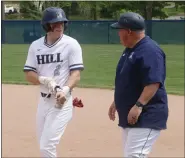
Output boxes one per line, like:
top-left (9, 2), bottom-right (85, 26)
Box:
top-left (38, 76), bottom-right (58, 94)
top-left (55, 86), bottom-right (70, 108)
top-left (55, 91), bottom-right (67, 108)
top-left (127, 105), bottom-right (142, 125)
top-left (108, 102), bottom-right (117, 121)
top-left (47, 79), bottom-right (58, 94)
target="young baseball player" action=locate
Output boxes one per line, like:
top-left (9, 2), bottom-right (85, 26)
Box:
top-left (23, 7), bottom-right (84, 157)
top-left (109, 12), bottom-right (168, 157)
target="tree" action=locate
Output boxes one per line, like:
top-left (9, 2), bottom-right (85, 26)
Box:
top-left (77, 1), bottom-right (108, 20)
top-left (99, 1), bottom-right (133, 19)
top-left (116, 1), bottom-right (170, 38)
top-left (19, 1), bottom-right (72, 20)
top-left (77, 1), bottom-right (97, 20)
top-left (42, 1), bottom-right (72, 16)
top-left (98, 1), bottom-right (170, 20)
top-left (126, 1), bottom-right (169, 20)
top-left (20, 1), bottom-right (41, 19)
top-left (174, 1), bottom-right (185, 11)
top-left (6, 1), bottom-right (175, 21)
top-left (33, 0), bottom-right (45, 12)
top-left (1, 1), bottom-right (5, 20)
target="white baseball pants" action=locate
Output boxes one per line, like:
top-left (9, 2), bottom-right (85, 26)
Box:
top-left (122, 128), bottom-right (160, 158)
top-left (36, 93), bottom-right (73, 157)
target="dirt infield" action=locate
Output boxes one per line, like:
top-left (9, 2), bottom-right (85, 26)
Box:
top-left (2, 84), bottom-right (184, 157)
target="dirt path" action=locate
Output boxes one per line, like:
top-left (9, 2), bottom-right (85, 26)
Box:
top-left (2, 84), bottom-right (184, 157)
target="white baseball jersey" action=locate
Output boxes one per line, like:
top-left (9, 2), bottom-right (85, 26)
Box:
top-left (23, 34), bottom-right (84, 93)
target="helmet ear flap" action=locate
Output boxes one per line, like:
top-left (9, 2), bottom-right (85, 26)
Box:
top-left (42, 24), bottom-right (52, 32)
top-left (64, 22), bottom-right (68, 31)
top-left (42, 22), bottom-right (68, 32)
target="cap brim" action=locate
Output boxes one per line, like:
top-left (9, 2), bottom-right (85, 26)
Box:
top-left (110, 22), bottom-right (123, 29)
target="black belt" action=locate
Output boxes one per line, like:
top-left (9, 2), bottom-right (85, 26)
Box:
top-left (41, 92), bottom-right (51, 98)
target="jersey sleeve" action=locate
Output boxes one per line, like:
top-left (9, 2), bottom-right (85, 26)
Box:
top-left (140, 50), bottom-right (166, 87)
top-left (68, 40), bottom-right (84, 71)
top-left (23, 43), bottom-right (37, 73)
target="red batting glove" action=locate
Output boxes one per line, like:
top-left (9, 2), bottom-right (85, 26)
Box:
top-left (73, 97), bottom-right (84, 108)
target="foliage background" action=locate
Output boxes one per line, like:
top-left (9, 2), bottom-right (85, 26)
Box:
top-left (3, 1), bottom-right (185, 20)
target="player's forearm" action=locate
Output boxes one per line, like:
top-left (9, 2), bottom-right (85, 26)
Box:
top-left (137, 83), bottom-right (160, 105)
top-left (65, 70), bottom-right (81, 90)
top-left (112, 100), bottom-right (115, 106)
top-left (24, 71), bottom-right (40, 85)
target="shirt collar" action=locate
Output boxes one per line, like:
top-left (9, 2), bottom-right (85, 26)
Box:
top-left (127, 35), bottom-right (150, 52)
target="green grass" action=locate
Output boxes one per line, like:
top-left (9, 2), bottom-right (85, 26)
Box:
top-left (2, 44), bottom-right (184, 95)
top-left (164, 6), bottom-right (185, 16)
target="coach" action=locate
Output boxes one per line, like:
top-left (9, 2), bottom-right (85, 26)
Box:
top-left (108, 12), bottom-right (169, 157)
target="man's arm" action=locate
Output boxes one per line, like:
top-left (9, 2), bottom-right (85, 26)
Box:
top-left (24, 71), bottom-right (58, 94)
top-left (65, 70), bottom-right (81, 90)
top-left (64, 39), bottom-right (84, 91)
top-left (56, 69), bottom-right (81, 96)
top-left (137, 50), bottom-right (165, 106)
top-left (24, 71), bottom-right (40, 85)
top-left (55, 40), bottom-right (84, 105)
top-left (23, 43), bottom-right (58, 92)
top-left (23, 43), bottom-right (40, 85)
top-left (137, 83), bottom-right (160, 105)
top-left (112, 100), bottom-right (116, 106)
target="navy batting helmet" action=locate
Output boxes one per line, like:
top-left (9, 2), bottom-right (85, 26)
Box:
top-left (111, 12), bottom-right (145, 31)
top-left (41, 7), bottom-right (68, 32)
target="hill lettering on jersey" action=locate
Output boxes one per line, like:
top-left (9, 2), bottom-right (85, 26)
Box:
top-left (36, 53), bottom-right (63, 64)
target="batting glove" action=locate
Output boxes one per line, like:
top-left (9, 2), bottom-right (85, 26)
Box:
top-left (38, 76), bottom-right (59, 94)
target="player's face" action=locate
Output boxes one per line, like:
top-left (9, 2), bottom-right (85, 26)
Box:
top-left (118, 29), bottom-right (133, 47)
top-left (50, 22), bottom-right (64, 37)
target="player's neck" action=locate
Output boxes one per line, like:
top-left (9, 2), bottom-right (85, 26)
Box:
top-left (128, 34), bottom-right (145, 48)
top-left (46, 33), bottom-right (63, 45)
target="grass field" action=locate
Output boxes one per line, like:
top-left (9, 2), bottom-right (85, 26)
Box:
top-left (2, 44), bottom-right (184, 95)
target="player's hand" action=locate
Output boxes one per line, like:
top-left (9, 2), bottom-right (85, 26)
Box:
top-left (38, 76), bottom-right (58, 94)
top-left (55, 91), bottom-right (66, 107)
top-left (39, 76), bottom-right (53, 85)
top-left (108, 102), bottom-right (116, 121)
top-left (127, 105), bottom-right (142, 125)
top-left (47, 80), bottom-right (58, 94)
top-left (55, 86), bottom-right (70, 108)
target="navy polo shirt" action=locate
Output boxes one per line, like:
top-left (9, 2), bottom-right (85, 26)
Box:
top-left (114, 36), bottom-right (168, 130)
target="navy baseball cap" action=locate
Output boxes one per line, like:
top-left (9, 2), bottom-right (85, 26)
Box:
top-left (110, 12), bottom-right (145, 31)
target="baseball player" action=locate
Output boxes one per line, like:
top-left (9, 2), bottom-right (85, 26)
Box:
top-left (23, 7), bottom-right (84, 157)
top-left (109, 12), bottom-right (169, 157)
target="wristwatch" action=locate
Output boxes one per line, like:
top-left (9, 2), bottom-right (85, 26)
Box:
top-left (136, 101), bottom-right (144, 108)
